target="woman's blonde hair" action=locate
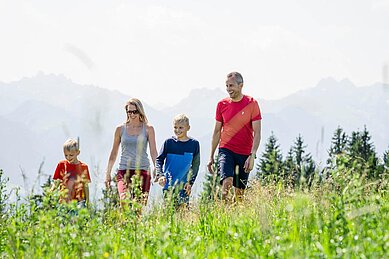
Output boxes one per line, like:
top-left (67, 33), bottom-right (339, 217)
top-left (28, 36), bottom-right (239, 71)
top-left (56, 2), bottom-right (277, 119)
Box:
top-left (125, 98), bottom-right (148, 123)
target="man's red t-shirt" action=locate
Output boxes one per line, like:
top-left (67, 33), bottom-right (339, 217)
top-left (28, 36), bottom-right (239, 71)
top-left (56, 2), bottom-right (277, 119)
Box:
top-left (53, 160), bottom-right (91, 202)
top-left (216, 95), bottom-right (262, 155)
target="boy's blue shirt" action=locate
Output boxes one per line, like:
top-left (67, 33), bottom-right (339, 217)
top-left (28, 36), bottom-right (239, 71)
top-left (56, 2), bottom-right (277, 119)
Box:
top-left (156, 137), bottom-right (200, 190)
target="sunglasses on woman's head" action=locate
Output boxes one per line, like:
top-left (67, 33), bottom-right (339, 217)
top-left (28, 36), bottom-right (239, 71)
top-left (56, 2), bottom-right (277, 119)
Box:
top-left (127, 109), bottom-right (139, 115)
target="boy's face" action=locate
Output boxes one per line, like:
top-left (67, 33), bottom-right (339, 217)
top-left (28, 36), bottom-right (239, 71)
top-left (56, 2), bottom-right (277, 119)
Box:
top-left (173, 121), bottom-right (190, 140)
top-left (64, 149), bottom-right (80, 164)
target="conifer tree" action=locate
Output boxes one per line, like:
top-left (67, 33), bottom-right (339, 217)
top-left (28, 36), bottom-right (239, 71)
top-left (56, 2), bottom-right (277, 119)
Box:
top-left (384, 148), bottom-right (389, 172)
top-left (347, 126), bottom-right (376, 161)
top-left (290, 135), bottom-right (316, 187)
top-left (201, 158), bottom-right (221, 201)
top-left (359, 126), bottom-right (376, 160)
top-left (294, 135), bottom-right (305, 167)
top-left (327, 126), bottom-right (348, 165)
top-left (302, 152), bottom-right (316, 187)
top-left (348, 126), bottom-right (379, 178)
top-left (257, 132), bottom-right (283, 183)
top-left (283, 148), bottom-right (297, 186)
top-left (348, 130), bottom-right (363, 159)
top-left (0, 169), bottom-right (8, 215)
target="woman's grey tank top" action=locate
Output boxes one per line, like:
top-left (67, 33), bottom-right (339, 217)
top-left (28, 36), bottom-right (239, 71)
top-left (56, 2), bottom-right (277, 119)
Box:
top-left (118, 124), bottom-right (150, 170)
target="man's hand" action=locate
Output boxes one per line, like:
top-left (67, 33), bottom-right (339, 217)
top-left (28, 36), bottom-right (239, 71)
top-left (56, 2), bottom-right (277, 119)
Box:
top-left (207, 158), bottom-right (215, 174)
top-left (184, 183), bottom-right (192, 195)
top-left (243, 155), bottom-right (255, 173)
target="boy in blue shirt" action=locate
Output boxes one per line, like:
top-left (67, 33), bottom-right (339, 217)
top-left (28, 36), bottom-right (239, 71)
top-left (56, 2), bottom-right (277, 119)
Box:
top-left (155, 114), bottom-right (200, 207)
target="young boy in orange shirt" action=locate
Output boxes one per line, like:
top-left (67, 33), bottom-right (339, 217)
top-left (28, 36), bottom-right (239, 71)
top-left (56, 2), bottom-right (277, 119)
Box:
top-left (53, 138), bottom-right (91, 207)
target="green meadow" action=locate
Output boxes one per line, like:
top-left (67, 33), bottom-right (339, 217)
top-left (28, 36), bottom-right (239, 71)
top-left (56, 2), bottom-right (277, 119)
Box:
top-left (1, 127), bottom-right (389, 258)
top-left (1, 165), bottom-right (388, 258)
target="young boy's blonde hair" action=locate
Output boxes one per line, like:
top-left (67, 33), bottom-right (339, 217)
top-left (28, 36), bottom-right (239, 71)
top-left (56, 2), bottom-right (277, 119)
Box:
top-left (173, 114), bottom-right (190, 125)
top-left (63, 138), bottom-right (79, 151)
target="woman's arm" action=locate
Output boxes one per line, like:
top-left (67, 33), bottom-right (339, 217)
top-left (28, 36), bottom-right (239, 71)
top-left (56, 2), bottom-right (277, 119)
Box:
top-left (147, 125), bottom-right (158, 168)
top-left (105, 125), bottom-right (122, 188)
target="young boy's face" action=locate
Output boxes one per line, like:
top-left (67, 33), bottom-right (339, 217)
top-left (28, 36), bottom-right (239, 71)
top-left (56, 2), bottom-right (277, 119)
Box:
top-left (64, 149), bottom-right (80, 164)
top-left (173, 121), bottom-right (190, 140)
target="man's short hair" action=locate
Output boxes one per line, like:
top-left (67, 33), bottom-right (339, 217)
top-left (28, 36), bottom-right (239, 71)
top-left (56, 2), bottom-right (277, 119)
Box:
top-left (227, 72), bottom-right (244, 85)
top-left (173, 114), bottom-right (190, 125)
top-left (63, 138), bottom-right (79, 151)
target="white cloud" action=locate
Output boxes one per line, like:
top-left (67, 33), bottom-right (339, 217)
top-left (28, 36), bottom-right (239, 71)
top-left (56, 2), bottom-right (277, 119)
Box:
top-left (64, 44), bottom-right (95, 70)
top-left (372, 0), bottom-right (389, 11)
top-left (1, 1), bottom-right (388, 105)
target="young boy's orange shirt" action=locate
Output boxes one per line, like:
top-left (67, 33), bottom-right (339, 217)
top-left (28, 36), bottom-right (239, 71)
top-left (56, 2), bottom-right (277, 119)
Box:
top-left (53, 160), bottom-right (91, 202)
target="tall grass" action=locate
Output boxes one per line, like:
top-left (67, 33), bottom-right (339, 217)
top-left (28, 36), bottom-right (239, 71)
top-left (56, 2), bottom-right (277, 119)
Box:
top-left (1, 163), bottom-right (388, 258)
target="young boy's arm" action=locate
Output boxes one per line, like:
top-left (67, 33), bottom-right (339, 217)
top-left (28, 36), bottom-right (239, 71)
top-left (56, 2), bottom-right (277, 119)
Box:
top-left (50, 179), bottom-right (60, 192)
top-left (155, 140), bottom-right (168, 178)
top-left (189, 142), bottom-right (201, 186)
top-left (51, 162), bottom-right (63, 195)
top-left (84, 184), bottom-right (89, 206)
top-left (83, 166), bottom-right (91, 206)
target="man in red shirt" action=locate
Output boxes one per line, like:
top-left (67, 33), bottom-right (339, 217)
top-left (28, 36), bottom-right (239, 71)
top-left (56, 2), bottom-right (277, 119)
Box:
top-left (207, 72), bottom-right (262, 202)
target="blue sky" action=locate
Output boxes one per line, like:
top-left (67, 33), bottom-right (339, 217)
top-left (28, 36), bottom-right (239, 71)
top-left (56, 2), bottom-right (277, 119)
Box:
top-left (1, 0), bottom-right (388, 106)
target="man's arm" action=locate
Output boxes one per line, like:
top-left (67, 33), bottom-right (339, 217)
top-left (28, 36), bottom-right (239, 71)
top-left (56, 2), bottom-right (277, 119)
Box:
top-left (244, 120), bottom-right (261, 172)
top-left (207, 121), bottom-right (222, 173)
top-left (251, 120), bottom-right (261, 155)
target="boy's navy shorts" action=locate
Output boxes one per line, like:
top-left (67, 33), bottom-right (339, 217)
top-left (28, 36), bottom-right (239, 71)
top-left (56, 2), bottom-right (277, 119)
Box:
top-left (218, 148), bottom-right (250, 189)
top-left (163, 187), bottom-right (189, 206)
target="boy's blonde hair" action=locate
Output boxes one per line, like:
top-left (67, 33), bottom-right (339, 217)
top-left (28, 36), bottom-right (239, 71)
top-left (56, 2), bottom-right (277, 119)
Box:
top-left (173, 114), bottom-right (190, 125)
top-left (63, 138), bottom-right (79, 151)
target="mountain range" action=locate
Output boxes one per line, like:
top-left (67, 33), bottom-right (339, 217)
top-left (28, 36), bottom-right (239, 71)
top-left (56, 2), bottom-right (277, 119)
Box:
top-left (1, 73), bottom-right (388, 199)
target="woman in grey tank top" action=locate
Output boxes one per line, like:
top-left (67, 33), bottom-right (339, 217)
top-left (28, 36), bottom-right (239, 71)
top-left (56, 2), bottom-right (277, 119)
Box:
top-left (105, 98), bottom-right (158, 206)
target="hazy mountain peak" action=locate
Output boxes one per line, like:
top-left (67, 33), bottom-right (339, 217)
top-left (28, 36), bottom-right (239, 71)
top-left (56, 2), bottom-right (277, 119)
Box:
top-left (2, 74), bottom-right (388, 196)
top-left (187, 87), bottom-right (225, 100)
top-left (316, 77), bottom-right (338, 89)
top-left (316, 77), bottom-right (355, 90)
top-left (164, 87), bottom-right (224, 110)
top-left (339, 78), bottom-right (355, 88)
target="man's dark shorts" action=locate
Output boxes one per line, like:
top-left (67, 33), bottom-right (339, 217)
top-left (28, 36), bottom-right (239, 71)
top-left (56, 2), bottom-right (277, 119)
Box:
top-left (218, 148), bottom-right (250, 189)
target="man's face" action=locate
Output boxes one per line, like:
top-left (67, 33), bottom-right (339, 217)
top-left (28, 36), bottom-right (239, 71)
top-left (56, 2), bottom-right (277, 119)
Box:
top-left (226, 78), bottom-right (243, 100)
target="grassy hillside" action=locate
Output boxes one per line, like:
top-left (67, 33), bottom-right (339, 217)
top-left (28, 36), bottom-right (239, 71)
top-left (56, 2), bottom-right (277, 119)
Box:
top-left (1, 163), bottom-right (388, 258)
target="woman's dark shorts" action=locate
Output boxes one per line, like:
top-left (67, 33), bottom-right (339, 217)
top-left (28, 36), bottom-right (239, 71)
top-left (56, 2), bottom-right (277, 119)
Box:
top-left (116, 169), bottom-right (151, 199)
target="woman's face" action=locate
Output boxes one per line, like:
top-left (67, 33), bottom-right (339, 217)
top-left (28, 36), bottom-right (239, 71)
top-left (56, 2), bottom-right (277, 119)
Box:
top-left (126, 104), bottom-right (140, 121)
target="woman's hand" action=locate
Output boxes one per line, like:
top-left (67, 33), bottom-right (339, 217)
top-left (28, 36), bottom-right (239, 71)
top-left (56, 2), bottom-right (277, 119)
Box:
top-left (105, 172), bottom-right (111, 189)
